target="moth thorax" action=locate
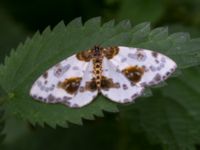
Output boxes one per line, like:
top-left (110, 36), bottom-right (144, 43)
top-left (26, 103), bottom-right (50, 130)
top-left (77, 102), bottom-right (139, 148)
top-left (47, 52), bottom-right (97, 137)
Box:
top-left (93, 59), bottom-right (103, 88)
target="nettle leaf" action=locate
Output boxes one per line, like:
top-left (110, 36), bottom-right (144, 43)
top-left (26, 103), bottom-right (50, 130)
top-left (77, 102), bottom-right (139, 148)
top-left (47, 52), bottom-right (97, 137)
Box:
top-left (162, 67), bottom-right (200, 149)
top-left (0, 17), bottom-right (200, 128)
top-left (120, 67), bottom-right (200, 150)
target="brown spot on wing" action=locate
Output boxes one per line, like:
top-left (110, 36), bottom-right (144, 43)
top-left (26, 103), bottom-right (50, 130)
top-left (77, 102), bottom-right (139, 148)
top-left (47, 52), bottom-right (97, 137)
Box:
top-left (152, 52), bottom-right (158, 58)
top-left (103, 46), bottom-right (119, 59)
top-left (47, 94), bottom-right (55, 102)
top-left (58, 77), bottom-right (82, 95)
top-left (101, 76), bottom-right (120, 91)
top-left (84, 76), bottom-right (120, 92)
top-left (43, 71), bottom-right (48, 79)
top-left (154, 73), bottom-right (161, 82)
top-left (85, 78), bottom-right (97, 92)
top-left (122, 84), bottom-right (128, 90)
top-left (122, 66), bottom-right (144, 83)
top-left (76, 49), bottom-right (92, 62)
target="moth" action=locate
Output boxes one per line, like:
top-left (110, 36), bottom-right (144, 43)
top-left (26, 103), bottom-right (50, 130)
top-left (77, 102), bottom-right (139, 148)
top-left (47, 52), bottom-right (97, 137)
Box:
top-left (30, 46), bottom-right (177, 108)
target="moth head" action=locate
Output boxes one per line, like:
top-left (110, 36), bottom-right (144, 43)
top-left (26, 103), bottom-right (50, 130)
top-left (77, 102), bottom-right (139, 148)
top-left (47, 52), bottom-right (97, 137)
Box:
top-left (92, 45), bottom-right (103, 58)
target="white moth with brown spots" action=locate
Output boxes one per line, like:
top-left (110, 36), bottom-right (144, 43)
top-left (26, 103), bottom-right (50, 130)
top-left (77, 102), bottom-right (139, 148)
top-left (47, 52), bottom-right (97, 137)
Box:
top-left (30, 46), bottom-right (177, 108)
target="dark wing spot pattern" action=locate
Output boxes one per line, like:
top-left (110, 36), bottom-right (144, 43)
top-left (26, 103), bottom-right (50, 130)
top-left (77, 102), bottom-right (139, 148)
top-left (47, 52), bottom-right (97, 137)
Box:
top-left (43, 71), bottom-right (48, 79)
top-left (122, 66), bottom-right (144, 83)
top-left (85, 78), bottom-right (98, 92)
top-left (76, 49), bottom-right (93, 62)
top-left (103, 46), bottom-right (119, 59)
top-left (100, 76), bottom-right (120, 91)
top-left (58, 77), bottom-right (82, 95)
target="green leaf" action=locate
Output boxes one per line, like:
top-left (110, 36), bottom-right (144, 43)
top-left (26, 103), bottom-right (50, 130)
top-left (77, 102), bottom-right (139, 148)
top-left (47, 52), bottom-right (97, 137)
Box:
top-left (169, 24), bottom-right (200, 38)
top-left (120, 67), bottom-right (200, 150)
top-left (0, 17), bottom-right (200, 128)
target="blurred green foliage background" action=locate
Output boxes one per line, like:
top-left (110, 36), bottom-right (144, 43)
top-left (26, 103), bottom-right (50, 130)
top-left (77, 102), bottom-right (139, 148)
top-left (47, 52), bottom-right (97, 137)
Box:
top-left (0, 0), bottom-right (199, 150)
